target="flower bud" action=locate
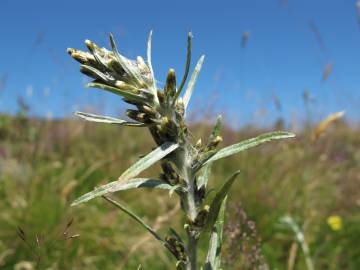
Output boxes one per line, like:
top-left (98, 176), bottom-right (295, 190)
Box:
top-left (139, 105), bottom-right (157, 117)
top-left (85, 39), bottom-right (95, 52)
top-left (195, 138), bottom-right (202, 149)
top-left (126, 110), bottom-right (151, 123)
top-left (67, 48), bottom-right (95, 65)
top-left (165, 236), bottom-right (186, 261)
top-left (207, 135), bottom-right (223, 149)
top-left (157, 90), bottom-right (165, 103)
top-left (165, 69), bottom-right (177, 99)
top-left (193, 206), bottom-right (210, 228)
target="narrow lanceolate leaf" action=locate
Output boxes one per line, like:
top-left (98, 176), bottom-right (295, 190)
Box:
top-left (118, 142), bottom-right (179, 182)
top-left (204, 131), bottom-right (295, 165)
top-left (103, 196), bottom-right (165, 244)
top-left (183, 55), bottom-right (205, 110)
top-left (197, 162), bottom-right (213, 189)
top-left (80, 65), bottom-right (110, 82)
top-left (72, 142), bottom-right (179, 206)
top-left (147, 30), bottom-right (158, 98)
top-left (109, 33), bottom-right (143, 87)
top-left (103, 196), bottom-right (183, 262)
top-left (75, 111), bottom-right (145, 126)
top-left (209, 115), bottom-right (222, 142)
top-left (175, 32), bottom-right (192, 100)
top-left (87, 82), bottom-right (146, 103)
top-left (204, 197), bottom-right (227, 270)
top-left (204, 171), bottom-right (240, 232)
top-left (72, 178), bottom-right (176, 206)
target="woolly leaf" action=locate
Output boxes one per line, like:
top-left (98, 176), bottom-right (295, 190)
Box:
top-left (118, 142), bottom-right (179, 182)
top-left (197, 162), bottom-right (213, 189)
top-left (72, 142), bottom-right (179, 205)
top-left (75, 111), bottom-right (145, 126)
top-left (175, 32), bottom-right (192, 100)
top-left (147, 30), bottom-right (157, 97)
top-left (72, 178), bottom-right (177, 206)
top-left (103, 196), bottom-right (165, 243)
top-left (87, 82), bottom-right (146, 103)
top-left (204, 171), bottom-right (240, 232)
top-left (109, 33), bottom-right (143, 87)
top-left (204, 197), bottom-right (227, 270)
top-left (103, 196), bottom-right (185, 263)
top-left (80, 64), bottom-right (110, 82)
top-left (208, 115), bottom-right (222, 142)
top-left (183, 55), bottom-right (205, 111)
top-left (204, 131), bottom-right (295, 165)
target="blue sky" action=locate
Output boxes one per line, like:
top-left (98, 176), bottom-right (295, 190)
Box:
top-left (1, 0), bottom-right (360, 127)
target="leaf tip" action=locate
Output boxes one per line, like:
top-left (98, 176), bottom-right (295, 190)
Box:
top-left (70, 200), bottom-right (79, 207)
top-left (284, 131), bottom-right (296, 138)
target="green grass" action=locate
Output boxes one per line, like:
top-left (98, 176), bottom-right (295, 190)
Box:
top-left (0, 114), bottom-right (359, 269)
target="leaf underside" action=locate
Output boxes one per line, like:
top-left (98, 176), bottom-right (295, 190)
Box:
top-left (72, 142), bottom-right (179, 206)
top-left (203, 131), bottom-right (295, 166)
top-left (204, 170), bottom-right (240, 232)
top-left (204, 196), bottom-right (227, 270)
top-left (75, 111), bottom-right (144, 126)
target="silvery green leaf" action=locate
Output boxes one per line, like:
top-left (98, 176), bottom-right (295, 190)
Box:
top-left (87, 82), bottom-right (146, 103)
top-left (193, 149), bottom-right (217, 172)
top-left (72, 178), bottom-right (177, 206)
top-left (103, 196), bottom-right (185, 262)
top-left (204, 131), bottom-right (295, 165)
top-left (197, 162), bottom-right (213, 189)
top-left (169, 184), bottom-right (181, 197)
top-left (204, 197), bottom-right (227, 270)
top-left (72, 142), bottom-right (178, 205)
top-left (80, 65), bottom-right (111, 82)
top-left (118, 142), bottom-right (179, 182)
top-left (103, 196), bottom-right (165, 243)
top-left (209, 115), bottom-right (222, 142)
top-left (147, 30), bottom-right (157, 97)
top-left (137, 265), bottom-right (142, 270)
top-left (85, 40), bottom-right (109, 69)
top-left (75, 111), bottom-right (145, 126)
top-left (109, 33), bottom-right (143, 87)
top-left (204, 171), bottom-right (240, 232)
top-left (183, 55), bottom-right (205, 111)
top-left (175, 32), bottom-right (192, 100)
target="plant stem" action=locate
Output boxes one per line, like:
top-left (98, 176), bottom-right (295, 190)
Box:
top-left (179, 147), bottom-right (199, 270)
top-left (187, 232), bottom-right (198, 270)
top-left (186, 174), bottom-right (198, 221)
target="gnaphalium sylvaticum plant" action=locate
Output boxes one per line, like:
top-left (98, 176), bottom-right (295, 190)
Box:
top-left (67, 31), bottom-right (295, 270)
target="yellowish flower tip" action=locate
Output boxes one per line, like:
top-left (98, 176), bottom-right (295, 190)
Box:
top-left (67, 48), bottom-right (74, 55)
top-left (327, 215), bottom-right (343, 231)
top-left (84, 39), bottom-right (92, 46)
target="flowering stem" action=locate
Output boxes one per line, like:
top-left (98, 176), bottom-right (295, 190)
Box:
top-left (187, 232), bottom-right (198, 270)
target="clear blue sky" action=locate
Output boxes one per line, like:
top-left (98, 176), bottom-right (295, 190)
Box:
top-left (1, 0), bottom-right (360, 127)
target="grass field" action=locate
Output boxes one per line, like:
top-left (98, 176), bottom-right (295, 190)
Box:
top-left (0, 113), bottom-right (359, 269)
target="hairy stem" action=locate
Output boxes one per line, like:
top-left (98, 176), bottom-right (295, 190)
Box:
top-left (175, 145), bottom-right (199, 269)
top-left (187, 232), bottom-right (198, 270)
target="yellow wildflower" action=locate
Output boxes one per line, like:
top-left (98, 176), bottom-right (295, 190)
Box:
top-left (327, 215), bottom-right (343, 231)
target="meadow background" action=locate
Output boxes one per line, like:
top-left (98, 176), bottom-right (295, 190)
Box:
top-left (1, 0), bottom-right (360, 269)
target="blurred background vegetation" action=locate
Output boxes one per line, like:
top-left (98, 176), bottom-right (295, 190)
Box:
top-left (0, 106), bottom-right (359, 269)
